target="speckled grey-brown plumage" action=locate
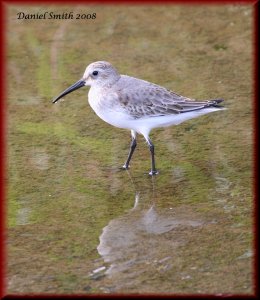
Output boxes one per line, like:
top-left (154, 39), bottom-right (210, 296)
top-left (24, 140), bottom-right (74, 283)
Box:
top-left (106, 75), bottom-right (223, 119)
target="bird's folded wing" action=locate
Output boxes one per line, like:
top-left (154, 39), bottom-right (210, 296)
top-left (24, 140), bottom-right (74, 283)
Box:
top-left (117, 83), bottom-right (216, 119)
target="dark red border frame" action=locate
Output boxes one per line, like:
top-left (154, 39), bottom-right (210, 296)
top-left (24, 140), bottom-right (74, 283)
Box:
top-left (0, 0), bottom-right (258, 299)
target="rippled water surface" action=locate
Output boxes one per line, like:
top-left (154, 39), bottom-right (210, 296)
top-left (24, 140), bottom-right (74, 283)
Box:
top-left (7, 3), bottom-right (254, 295)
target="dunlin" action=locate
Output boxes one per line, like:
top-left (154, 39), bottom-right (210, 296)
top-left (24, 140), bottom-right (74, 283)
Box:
top-left (53, 61), bottom-right (224, 175)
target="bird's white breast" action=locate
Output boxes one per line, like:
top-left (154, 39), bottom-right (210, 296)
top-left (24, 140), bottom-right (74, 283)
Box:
top-left (88, 86), bottom-right (103, 113)
top-left (88, 86), bottom-right (132, 129)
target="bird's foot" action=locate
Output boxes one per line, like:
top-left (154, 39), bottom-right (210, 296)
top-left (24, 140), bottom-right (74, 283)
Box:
top-left (149, 170), bottom-right (159, 176)
top-left (120, 164), bottom-right (129, 170)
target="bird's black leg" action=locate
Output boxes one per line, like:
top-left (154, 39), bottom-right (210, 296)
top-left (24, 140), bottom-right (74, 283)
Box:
top-left (122, 131), bottom-right (137, 170)
top-left (147, 138), bottom-right (158, 176)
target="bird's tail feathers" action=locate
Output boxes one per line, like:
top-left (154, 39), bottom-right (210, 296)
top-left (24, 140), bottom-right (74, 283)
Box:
top-left (208, 99), bottom-right (225, 108)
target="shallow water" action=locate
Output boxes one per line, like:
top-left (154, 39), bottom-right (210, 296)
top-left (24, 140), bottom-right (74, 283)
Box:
top-left (7, 3), bottom-right (253, 295)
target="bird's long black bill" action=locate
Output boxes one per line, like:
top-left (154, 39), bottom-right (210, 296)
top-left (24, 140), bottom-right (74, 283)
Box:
top-left (52, 79), bottom-right (85, 103)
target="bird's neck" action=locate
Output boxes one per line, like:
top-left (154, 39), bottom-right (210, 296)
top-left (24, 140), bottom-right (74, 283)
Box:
top-left (93, 75), bottom-right (120, 89)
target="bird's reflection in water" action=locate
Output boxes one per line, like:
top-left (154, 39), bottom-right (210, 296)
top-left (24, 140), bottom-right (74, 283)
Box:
top-left (95, 171), bottom-right (205, 281)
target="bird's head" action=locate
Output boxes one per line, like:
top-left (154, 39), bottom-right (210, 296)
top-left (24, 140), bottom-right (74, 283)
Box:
top-left (52, 61), bottom-right (119, 104)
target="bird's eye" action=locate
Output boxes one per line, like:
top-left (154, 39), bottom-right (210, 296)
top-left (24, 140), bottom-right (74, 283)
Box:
top-left (92, 71), bottom-right (98, 76)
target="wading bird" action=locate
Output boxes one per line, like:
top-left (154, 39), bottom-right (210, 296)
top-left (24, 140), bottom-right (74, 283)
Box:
top-left (53, 61), bottom-right (224, 175)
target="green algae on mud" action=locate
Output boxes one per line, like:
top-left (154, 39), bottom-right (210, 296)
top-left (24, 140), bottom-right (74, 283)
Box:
top-left (7, 3), bottom-right (253, 295)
